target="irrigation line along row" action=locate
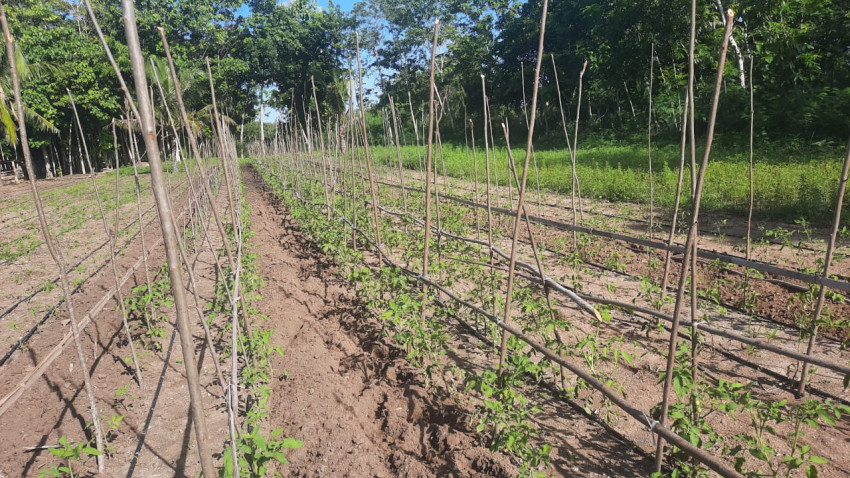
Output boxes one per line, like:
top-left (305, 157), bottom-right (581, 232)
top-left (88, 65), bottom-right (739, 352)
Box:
top-left (305, 172), bottom-right (850, 380)
top-left (374, 176), bottom-right (850, 294)
top-left (377, 160), bottom-right (837, 259)
top-left (0, 187), bottom-right (167, 323)
top-left (309, 132), bottom-right (850, 306)
top-left (0, 193), bottom-right (168, 368)
top-left (263, 163), bottom-right (744, 478)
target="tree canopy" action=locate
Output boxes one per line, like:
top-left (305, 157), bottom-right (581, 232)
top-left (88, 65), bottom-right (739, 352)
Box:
top-left (0, 0), bottom-right (846, 173)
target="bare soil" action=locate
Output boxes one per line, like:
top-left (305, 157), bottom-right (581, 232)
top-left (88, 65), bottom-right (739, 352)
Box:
top-left (0, 173), bottom-right (228, 478)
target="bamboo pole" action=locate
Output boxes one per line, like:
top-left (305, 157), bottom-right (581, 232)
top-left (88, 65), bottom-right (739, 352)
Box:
top-left (0, 3), bottom-right (106, 470)
top-left (354, 32), bottom-right (384, 258)
top-left (520, 61), bottom-right (543, 216)
top-left (797, 137), bottom-right (850, 396)
top-left (497, 0), bottom-right (549, 372)
top-left (204, 58), bottom-right (239, 231)
top-left (120, 1), bottom-right (214, 474)
top-left (571, 61), bottom-right (588, 224)
top-left (480, 76), bottom-right (496, 316)
top-left (550, 54), bottom-right (578, 245)
top-left (420, 19), bottom-right (441, 323)
top-left (68, 89), bottom-right (144, 387)
top-left (468, 118), bottom-right (482, 240)
top-left (310, 76), bottom-right (332, 218)
top-left (659, 94), bottom-right (691, 301)
top-left (388, 95), bottom-right (408, 216)
top-left (157, 29), bottom-right (237, 271)
top-left (746, 56), bottom-right (755, 260)
top-left (654, 11), bottom-right (734, 472)
top-left (647, 43), bottom-right (655, 239)
top-left (408, 91), bottom-right (425, 175)
top-left (117, 117), bottom-right (156, 329)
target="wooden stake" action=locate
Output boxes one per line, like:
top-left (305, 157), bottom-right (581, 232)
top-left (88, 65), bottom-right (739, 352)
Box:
top-left (655, 11), bottom-right (735, 472)
top-left (746, 56), bottom-right (755, 260)
top-left (420, 19), bottom-right (441, 323)
top-left (498, 0), bottom-right (550, 372)
top-left (120, 1), bottom-right (214, 474)
top-left (647, 43), bottom-right (655, 240)
top-left (68, 89), bottom-right (144, 388)
top-left (354, 32), bottom-right (384, 258)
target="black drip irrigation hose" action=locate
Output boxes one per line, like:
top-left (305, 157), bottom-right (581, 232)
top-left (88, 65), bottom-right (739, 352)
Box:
top-left (429, 294), bottom-right (659, 470)
top-left (305, 158), bottom-right (843, 264)
top-left (374, 177), bottom-right (850, 294)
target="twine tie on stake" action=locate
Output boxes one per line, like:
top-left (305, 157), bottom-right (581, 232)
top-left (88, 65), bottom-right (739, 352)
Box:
top-left (643, 412), bottom-right (660, 445)
top-left (692, 321), bottom-right (706, 334)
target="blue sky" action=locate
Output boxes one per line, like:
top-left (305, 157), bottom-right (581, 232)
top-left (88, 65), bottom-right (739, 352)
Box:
top-left (322, 0), bottom-right (356, 11)
top-left (236, 0), bottom-right (356, 18)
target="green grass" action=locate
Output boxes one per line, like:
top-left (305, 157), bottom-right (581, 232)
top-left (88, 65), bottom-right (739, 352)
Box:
top-left (369, 139), bottom-right (847, 225)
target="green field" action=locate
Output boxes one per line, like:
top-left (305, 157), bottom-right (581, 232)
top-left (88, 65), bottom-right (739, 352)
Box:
top-left (370, 139), bottom-right (847, 224)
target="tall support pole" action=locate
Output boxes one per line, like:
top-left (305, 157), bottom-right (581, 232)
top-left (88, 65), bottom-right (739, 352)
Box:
top-left (420, 20), bottom-right (441, 323)
top-left (550, 54), bottom-right (577, 244)
top-left (120, 1), bottom-right (214, 475)
top-left (310, 76), bottom-right (332, 217)
top-left (647, 43), bottom-right (655, 239)
top-left (497, 0), bottom-right (549, 371)
top-left (746, 57), bottom-right (755, 260)
top-left (354, 32), bottom-right (383, 256)
top-left (388, 95), bottom-right (408, 216)
top-left (205, 58), bottom-right (239, 231)
top-left (480, 76), bottom-right (496, 316)
top-left (157, 29), bottom-right (236, 271)
top-left (654, 11), bottom-right (734, 472)
top-left (69, 90), bottom-right (144, 388)
top-left (0, 3), bottom-right (106, 470)
top-left (797, 137), bottom-right (850, 396)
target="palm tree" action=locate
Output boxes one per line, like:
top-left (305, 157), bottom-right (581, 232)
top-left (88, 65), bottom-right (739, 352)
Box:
top-left (0, 46), bottom-right (58, 182)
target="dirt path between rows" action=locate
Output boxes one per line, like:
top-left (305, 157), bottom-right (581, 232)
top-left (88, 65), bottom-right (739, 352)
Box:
top-left (245, 166), bottom-right (532, 477)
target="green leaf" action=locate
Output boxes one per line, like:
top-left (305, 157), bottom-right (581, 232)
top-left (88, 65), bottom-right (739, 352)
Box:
top-left (281, 438), bottom-right (303, 449)
top-left (82, 446), bottom-right (103, 456)
top-left (749, 447), bottom-right (769, 462)
top-left (807, 464), bottom-right (819, 478)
